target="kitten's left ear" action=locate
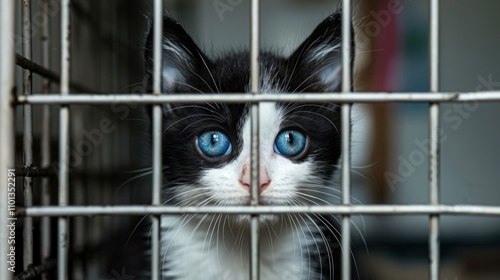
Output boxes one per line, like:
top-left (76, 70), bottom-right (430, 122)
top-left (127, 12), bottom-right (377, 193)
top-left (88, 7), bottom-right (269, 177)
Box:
top-left (288, 12), bottom-right (355, 92)
top-left (144, 16), bottom-right (212, 93)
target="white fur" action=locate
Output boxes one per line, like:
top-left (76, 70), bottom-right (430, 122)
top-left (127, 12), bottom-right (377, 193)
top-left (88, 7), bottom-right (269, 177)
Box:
top-left (308, 41), bottom-right (343, 91)
top-left (309, 42), bottom-right (341, 63)
top-left (162, 41), bottom-right (192, 90)
top-left (161, 215), bottom-right (309, 280)
top-left (163, 40), bottom-right (192, 65)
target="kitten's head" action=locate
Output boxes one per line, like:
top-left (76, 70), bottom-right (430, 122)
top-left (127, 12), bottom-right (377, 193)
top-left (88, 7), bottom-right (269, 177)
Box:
top-left (145, 12), bottom-right (353, 223)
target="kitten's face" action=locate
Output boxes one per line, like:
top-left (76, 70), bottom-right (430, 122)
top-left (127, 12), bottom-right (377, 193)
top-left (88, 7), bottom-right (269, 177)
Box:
top-left (145, 13), bottom-right (352, 223)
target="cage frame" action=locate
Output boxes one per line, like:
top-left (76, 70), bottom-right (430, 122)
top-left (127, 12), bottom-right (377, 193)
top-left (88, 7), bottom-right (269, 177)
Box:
top-left (2, 0), bottom-right (500, 280)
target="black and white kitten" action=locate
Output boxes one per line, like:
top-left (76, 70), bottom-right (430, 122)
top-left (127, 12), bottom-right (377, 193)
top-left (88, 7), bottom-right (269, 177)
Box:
top-left (144, 11), bottom-right (355, 280)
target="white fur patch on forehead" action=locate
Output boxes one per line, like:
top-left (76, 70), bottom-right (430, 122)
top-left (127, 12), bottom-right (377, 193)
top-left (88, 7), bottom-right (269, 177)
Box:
top-left (260, 70), bottom-right (281, 94)
top-left (229, 102), bottom-right (283, 173)
top-left (240, 102), bottom-right (284, 163)
top-left (257, 102), bottom-right (282, 157)
top-left (246, 66), bottom-right (286, 94)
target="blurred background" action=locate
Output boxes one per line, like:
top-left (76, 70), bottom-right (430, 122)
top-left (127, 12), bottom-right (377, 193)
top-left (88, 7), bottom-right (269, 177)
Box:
top-left (12, 0), bottom-right (500, 279)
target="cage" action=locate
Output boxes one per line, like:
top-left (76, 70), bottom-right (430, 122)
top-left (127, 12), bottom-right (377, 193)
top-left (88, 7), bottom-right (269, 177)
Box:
top-left (1, 0), bottom-right (500, 280)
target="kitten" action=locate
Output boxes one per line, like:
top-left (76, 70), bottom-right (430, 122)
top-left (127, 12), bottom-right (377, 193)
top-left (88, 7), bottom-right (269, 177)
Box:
top-left (144, 11), bottom-right (355, 280)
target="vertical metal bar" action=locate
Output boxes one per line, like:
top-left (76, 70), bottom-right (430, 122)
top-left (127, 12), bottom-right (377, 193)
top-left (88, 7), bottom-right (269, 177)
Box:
top-left (0, 1), bottom-right (16, 279)
top-left (72, 181), bottom-right (84, 280)
top-left (151, 0), bottom-right (163, 279)
top-left (341, 1), bottom-right (352, 279)
top-left (58, 0), bottom-right (71, 279)
top-left (429, 1), bottom-right (440, 280)
top-left (22, 0), bottom-right (34, 271)
top-left (250, 0), bottom-right (260, 280)
top-left (40, 1), bottom-right (52, 279)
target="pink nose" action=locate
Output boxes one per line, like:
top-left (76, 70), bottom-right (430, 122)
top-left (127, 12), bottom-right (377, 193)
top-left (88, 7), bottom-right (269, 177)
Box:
top-left (239, 164), bottom-right (271, 192)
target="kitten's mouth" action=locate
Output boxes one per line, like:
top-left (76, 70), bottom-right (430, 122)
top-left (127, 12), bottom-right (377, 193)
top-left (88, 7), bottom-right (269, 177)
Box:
top-left (241, 197), bottom-right (270, 206)
top-left (249, 196), bottom-right (282, 206)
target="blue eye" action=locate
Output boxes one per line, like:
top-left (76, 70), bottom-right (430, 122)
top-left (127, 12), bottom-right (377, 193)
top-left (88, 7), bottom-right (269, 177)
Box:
top-left (274, 130), bottom-right (307, 157)
top-left (198, 131), bottom-right (232, 158)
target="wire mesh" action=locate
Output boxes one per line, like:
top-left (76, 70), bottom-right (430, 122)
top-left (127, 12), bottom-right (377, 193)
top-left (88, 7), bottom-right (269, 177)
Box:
top-left (1, 0), bottom-right (500, 280)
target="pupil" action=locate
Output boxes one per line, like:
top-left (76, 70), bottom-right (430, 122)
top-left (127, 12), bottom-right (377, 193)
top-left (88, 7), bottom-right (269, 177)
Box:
top-left (211, 133), bottom-right (219, 145)
top-left (285, 133), bottom-right (294, 144)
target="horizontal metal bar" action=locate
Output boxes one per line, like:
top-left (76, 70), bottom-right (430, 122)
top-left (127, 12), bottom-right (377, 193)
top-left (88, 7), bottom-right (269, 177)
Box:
top-left (16, 53), bottom-right (97, 93)
top-left (15, 91), bottom-right (500, 105)
top-left (20, 205), bottom-right (500, 217)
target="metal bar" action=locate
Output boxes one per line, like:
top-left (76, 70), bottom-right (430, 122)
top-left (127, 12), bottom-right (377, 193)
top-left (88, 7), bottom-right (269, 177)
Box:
top-left (13, 260), bottom-right (56, 280)
top-left (341, 0), bottom-right (352, 93)
top-left (15, 166), bottom-right (54, 178)
top-left (17, 91), bottom-right (500, 104)
top-left (16, 53), bottom-right (59, 81)
top-left (22, 0), bottom-right (34, 270)
top-left (20, 205), bottom-right (500, 217)
top-left (57, 66), bottom-right (70, 279)
top-left (429, 1), bottom-right (440, 279)
top-left (71, 181), bottom-right (84, 280)
top-left (341, 1), bottom-right (352, 279)
top-left (151, 1), bottom-right (163, 279)
top-left (149, 43), bottom-right (162, 280)
top-left (0, 0), bottom-right (16, 279)
top-left (430, 1), bottom-right (439, 95)
top-left (15, 54), bottom-right (96, 93)
top-left (250, 0), bottom-right (261, 279)
top-left (428, 107), bottom-right (440, 280)
top-left (58, 1), bottom-right (71, 279)
top-left (40, 1), bottom-right (52, 279)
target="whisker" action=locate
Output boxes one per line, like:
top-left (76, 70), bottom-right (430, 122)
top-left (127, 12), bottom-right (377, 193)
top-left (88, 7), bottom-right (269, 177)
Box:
top-left (291, 110), bottom-right (339, 134)
top-left (196, 50), bottom-right (220, 93)
top-left (292, 59), bottom-right (340, 93)
top-left (113, 170), bottom-right (154, 201)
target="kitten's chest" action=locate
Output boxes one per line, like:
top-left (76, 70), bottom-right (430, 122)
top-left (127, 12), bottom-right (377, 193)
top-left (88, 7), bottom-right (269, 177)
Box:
top-left (160, 216), bottom-right (311, 280)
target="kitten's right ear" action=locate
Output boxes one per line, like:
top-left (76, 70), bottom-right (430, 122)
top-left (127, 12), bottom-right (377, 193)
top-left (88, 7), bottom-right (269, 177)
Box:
top-left (287, 12), bottom-right (355, 92)
top-left (144, 16), bottom-right (210, 93)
